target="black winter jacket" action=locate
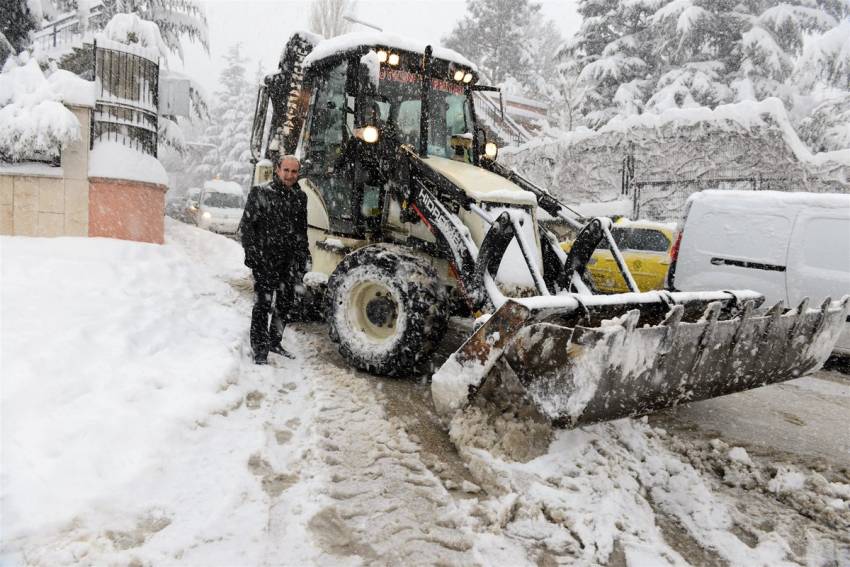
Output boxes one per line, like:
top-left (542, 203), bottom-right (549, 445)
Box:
top-left (240, 177), bottom-right (310, 275)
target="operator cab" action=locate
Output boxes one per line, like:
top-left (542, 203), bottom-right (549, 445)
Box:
top-left (251, 33), bottom-right (491, 239)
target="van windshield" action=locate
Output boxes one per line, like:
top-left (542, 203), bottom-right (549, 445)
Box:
top-left (203, 193), bottom-right (244, 208)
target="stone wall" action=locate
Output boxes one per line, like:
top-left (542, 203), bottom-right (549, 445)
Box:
top-left (0, 106), bottom-right (90, 237)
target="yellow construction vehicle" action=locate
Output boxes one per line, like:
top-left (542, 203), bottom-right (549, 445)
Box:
top-left (248, 31), bottom-right (849, 428)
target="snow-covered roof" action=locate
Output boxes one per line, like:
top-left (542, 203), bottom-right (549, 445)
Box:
top-left (303, 32), bottom-right (476, 70)
top-left (688, 189), bottom-right (850, 210)
top-left (203, 179), bottom-right (243, 195)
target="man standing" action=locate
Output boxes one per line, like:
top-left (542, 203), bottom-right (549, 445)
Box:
top-left (240, 155), bottom-right (310, 364)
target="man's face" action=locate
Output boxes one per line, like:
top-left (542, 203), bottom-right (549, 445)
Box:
top-left (276, 158), bottom-right (300, 188)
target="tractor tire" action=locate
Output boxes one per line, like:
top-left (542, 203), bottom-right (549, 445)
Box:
top-left (326, 244), bottom-right (449, 376)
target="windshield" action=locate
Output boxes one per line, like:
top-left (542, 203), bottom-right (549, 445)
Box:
top-left (203, 192), bottom-right (244, 209)
top-left (371, 67), bottom-right (473, 159)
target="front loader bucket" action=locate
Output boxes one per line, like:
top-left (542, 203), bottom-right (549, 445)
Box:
top-left (431, 293), bottom-right (849, 429)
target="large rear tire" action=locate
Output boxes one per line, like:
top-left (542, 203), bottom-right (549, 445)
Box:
top-left (326, 244), bottom-right (448, 376)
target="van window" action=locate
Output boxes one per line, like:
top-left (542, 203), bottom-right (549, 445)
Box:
top-left (699, 211), bottom-right (791, 264)
top-left (801, 217), bottom-right (850, 272)
top-left (203, 193), bottom-right (244, 208)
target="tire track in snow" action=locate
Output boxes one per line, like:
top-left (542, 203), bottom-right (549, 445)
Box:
top-left (290, 327), bottom-right (477, 565)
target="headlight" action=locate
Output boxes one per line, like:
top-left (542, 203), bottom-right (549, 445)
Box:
top-left (202, 211), bottom-right (212, 219)
top-left (387, 53), bottom-right (400, 66)
top-left (484, 142), bottom-right (498, 159)
top-left (453, 69), bottom-right (465, 81)
top-left (463, 72), bottom-right (473, 83)
top-left (377, 50), bottom-right (388, 63)
top-left (362, 125), bottom-right (380, 143)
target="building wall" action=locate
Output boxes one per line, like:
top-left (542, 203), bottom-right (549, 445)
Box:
top-left (89, 178), bottom-right (166, 244)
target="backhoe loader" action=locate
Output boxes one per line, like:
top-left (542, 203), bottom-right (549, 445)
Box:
top-left (248, 31), bottom-right (849, 428)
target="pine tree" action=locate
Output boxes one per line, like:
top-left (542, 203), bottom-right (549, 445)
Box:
top-left (308, 0), bottom-right (356, 38)
top-left (562, 0), bottom-right (850, 150)
top-left (443, 0), bottom-right (543, 86)
top-left (99, 0), bottom-right (208, 60)
top-left (560, 0), bottom-right (657, 127)
top-left (1, 1), bottom-right (39, 63)
top-left (189, 44), bottom-right (254, 189)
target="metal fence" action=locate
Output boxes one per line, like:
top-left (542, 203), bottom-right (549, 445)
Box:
top-left (32, 3), bottom-right (106, 52)
top-left (620, 148), bottom-right (797, 222)
top-left (92, 40), bottom-right (159, 157)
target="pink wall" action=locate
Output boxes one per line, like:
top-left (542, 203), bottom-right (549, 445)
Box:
top-left (89, 177), bottom-right (166, 244)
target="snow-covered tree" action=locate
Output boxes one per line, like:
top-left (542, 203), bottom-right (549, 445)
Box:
top-left (559, 0), bottom-right (657, 127)
top-left (561, 0), bottom-right (850, 149)
top-left (443, 0), bottom-right (544, 86)
top-left (308, 0), bottom-right (356, 38)
top-left (99, 0), bottom-right (208, 60)
top-left (188, 43), bottom-right (254, 189)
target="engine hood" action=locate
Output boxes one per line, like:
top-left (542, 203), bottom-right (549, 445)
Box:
top-left (422, 156), bottom-right (538, 207)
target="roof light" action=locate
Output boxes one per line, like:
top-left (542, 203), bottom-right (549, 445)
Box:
top-left (453, 69), bottom-right (465, 81)
top-left (387, 53), bottom-right (400, 66)
top-left (376, 50), bottom-right (388, 63)
top-left (463, 72), bottom-right (473, 83)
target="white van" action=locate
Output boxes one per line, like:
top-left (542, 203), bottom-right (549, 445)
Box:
top-left (188, 180), bottom-right (245, 234)
top-left (668, 190), bottom-right (850, 356)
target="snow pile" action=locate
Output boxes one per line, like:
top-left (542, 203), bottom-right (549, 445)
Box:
top-left (0, 55), bottom-right (94, 162)
top-left (89, 141), bottom-right (169, 186)
top-left (0, 221), bottom-right (325, 565)
top-left (0, 225), bottom-right (243, 540)
top-left (501, 98), bottom-right (850, 212)
top-left (100, 13), bottom-right (168, 61)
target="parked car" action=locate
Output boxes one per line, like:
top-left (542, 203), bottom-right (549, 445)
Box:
top-left (668, 189), bottom-right (850, 356)
top-left (187, 180), bottom-right (245, 235)
top-left (561, 219), bottom-right (675, 293)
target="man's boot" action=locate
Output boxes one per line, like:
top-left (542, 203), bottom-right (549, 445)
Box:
top-left (269, 344), bottom-right (294, 359)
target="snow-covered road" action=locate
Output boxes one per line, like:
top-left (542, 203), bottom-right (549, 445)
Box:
top-left (2, 222), bottom-right (848, 566)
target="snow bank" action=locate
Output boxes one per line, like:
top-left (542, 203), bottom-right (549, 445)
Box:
top-left (89, 141), bottom-right (169, 186)
top-left (501, 98), bottom-right (850, 218)
top-left (0, 56), bottom-right (94, 162)
top-left (0, 223), bottom-right (248, 541)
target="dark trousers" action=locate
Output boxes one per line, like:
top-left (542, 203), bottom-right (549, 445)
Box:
top-left (250, 270), bottom-right (295, 357)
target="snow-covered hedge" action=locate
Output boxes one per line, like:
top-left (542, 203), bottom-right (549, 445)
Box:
top-left (0, 54), bottom-right (94, 163)
top-left (502, 99), bottom-right (850, 209)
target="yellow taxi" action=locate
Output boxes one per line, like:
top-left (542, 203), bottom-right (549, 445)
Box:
top-left (561, 219), bottom-right (675, 293)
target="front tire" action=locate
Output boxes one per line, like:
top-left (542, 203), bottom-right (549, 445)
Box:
top-left (326, 244), bottom-right (448, 376)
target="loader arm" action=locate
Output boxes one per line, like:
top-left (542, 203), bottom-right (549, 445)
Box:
top-left (399, 147), bottom-right (566, 312)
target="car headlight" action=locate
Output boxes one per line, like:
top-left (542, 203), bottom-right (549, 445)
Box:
top-left (202, 211), bottom-right (212, 219)
top-left (484, 142), bottom-right (498, 159)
